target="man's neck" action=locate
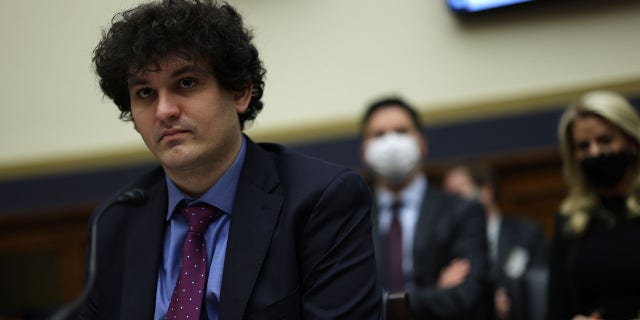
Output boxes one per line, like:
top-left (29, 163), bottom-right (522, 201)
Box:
top-left (168, 168), bottom-right (226, 198)
top-left (165, 138), bottom-right (242, 198)
top-left (378, 171), bottom-right (422, 195)
top-left (485, 203), bottom-right (501, 219)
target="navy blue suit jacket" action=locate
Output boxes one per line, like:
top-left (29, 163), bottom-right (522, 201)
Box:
top-left (371, 187), bottom-right (489, 320)
top-left (79, 137), bottom-right (381, 319)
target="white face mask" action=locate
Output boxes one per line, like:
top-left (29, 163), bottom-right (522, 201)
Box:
top-left (364, 132), bottom-right (422, 185)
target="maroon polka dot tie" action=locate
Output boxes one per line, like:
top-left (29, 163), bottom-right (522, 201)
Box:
top-left (166, 204), bottom-right (220, 319)
top-left (386, 201), bottom-right (404, 292)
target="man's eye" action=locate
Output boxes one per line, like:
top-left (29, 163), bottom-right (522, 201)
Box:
top-left (179, 78), bottom-right (197, 89)
top-left (136, 88), bottom-right (154, 98)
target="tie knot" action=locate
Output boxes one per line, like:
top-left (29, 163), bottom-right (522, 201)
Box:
top-left (179, 203), bottom-right (220, 235)
top-left (390, 200), bottom-right (403, 214)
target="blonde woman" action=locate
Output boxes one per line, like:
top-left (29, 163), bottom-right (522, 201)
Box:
top-left (549, 90), bottom-right (640, 320)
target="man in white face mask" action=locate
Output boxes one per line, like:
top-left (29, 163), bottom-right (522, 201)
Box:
top-left (361, 97), bottom-right (490, 320)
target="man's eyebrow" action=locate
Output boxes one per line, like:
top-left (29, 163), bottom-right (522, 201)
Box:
top-left (126, 64), bottom-right (208, 88)
top-left (170, 65), bottom-right (208, 78)
top-left (127, 76), bottom-right (147, 88)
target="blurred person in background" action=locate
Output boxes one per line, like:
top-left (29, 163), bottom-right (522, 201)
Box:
top-left (361, 97), bottom-right (489, 320)
top-left (443, 164), bottom-right (548, 320)
top-left (549, 90), bottom-right (640, 320)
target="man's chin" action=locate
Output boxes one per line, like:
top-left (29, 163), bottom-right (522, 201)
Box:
top-left (157, 148), bottom-right (194, 169)
top-left (377, 172), bottom-right (414, 190)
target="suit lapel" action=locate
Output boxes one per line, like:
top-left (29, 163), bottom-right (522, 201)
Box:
top-left (120, 177), bottom-right (168, 320)
top-left (412, 187), bottom-right (442, 280)
top-left (414, 187), bottom-right (440, 252)
top-left (370, 199), bottom-right (386, 282)
top-left (219, 139), bottom-right (283, 319)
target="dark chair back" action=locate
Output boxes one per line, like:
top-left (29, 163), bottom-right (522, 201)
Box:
top-left (382, 291), bottom-right (411, 320)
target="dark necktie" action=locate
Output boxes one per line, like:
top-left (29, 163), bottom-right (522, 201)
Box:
top-left (386, 201), bottom-right (404, 292)
top-left (166, 203), bottom-right (220, 319)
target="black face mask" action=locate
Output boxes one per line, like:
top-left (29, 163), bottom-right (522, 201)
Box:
top-left (579, 150), bottom-right (638, 188)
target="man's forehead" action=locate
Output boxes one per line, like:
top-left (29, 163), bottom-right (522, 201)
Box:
top-left (367, 107), bottom-right (416, 130)
top-left (127, 56), bottom-right (208, 78)
top-left (450, 168), bottom-right (473, 183)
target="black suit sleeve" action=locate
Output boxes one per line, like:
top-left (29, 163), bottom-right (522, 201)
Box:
top-left (527, 221), bottom-right (549, 270)
top-left (410, 200), bottom-right (488, 319)
top-left (78, 217), bottom-right (98, 320)
top-left (298, 170), bottom-right (382, 319)
top-left (547, 213), bottom-right (576, 320)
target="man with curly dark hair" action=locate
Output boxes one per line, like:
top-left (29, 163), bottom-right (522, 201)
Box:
top-left (80, 1), bottom-right (381, 319)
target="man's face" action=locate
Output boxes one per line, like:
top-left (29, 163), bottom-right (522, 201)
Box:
top-left (363, 106), bottom-right (425, 149)
top-left (127, 55), bottom-right (250, 175)
top-left (362, 106), bottom-right (427, 181)
top-left (443, 167), bottom-right (478, 199)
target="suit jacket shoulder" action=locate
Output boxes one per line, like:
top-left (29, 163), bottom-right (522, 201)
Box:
top-left (79, 165), bottom-right (169, 320)
top-left (547, 212), bottom-right (581, 320)
top-left (80, 138), bottom-right (381, 320)
top-left (221, 139), bottom-right (381, 319)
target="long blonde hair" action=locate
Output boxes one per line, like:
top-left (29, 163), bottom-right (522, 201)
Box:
top-left (558, 90), bottom-right (640, 235)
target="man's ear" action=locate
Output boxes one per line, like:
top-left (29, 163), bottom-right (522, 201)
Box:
top-left (234, 82), bottom-right (253, 114)
top-left (360, 139), bottom-right (368, 166)
top-left (419, 135), bottom-right (429, 158)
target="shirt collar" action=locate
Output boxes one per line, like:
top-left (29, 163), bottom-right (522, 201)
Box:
top-left (487, 213), bottom-right (502, 238)
top-left (487, 211), bottom-right (503, 228)
top-left (165, 135), bottom-right (247, 221)
top-left (376, 174), bottom-right (428, 210)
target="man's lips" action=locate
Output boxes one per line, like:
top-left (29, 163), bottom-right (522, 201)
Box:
top-left (159, 128), bottom-right (190, 142)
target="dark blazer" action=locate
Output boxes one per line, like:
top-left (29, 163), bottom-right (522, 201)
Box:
top-left (548, 204), bottom-right (640, 320)
top-left (548, 207), bottom-right (640, 320)
top-left (79, 138), bottom-right (381, 319)
top-left (547, 212), bottom-right (589, 320)
top-left (494, 216), bottom-right (548, 320)
top-left (371, 186), bottom-right (489, 320)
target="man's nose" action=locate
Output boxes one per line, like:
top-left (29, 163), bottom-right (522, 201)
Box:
top-left (156, 90), bottom-right (181, 121)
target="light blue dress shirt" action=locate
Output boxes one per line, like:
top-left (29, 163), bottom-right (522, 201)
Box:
top-left (154, 136), bottom-right (246, 320)
top-left (376, 174), bottom-right (427, 290)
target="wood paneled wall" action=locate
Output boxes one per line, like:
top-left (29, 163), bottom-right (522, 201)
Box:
top-left (0, 207), bottom-right (91, 317)
top-left (427, 149), bottom-right (565, 240)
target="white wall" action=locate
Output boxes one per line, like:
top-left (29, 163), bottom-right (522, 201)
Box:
top-left (2, 0), bottom-right (640, 171)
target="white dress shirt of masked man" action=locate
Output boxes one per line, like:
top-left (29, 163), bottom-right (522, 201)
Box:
top-left (360, 97), bottom-right (489, 320)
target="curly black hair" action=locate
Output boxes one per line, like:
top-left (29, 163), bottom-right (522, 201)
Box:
top-left (93, 0), bottom-right (265, 129)
top-left (360, 97), bottom-right (424, 137)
